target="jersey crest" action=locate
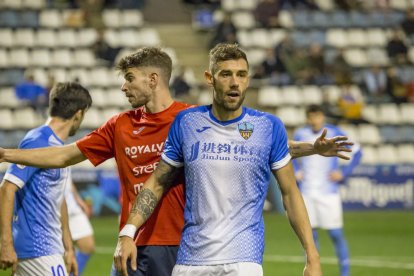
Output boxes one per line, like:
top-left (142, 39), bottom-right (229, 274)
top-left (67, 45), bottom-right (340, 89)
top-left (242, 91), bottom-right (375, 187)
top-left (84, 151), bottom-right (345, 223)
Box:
top-left (238, 122), bottom-right (254, 140)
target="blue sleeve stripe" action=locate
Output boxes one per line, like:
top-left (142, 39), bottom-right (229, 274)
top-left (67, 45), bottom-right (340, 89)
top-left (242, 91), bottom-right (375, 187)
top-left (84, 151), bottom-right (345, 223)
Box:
top-left (271, 153), bottom-right (292, 170)
top-left (161, 153), bottom-right (184, 168)
top-left (3, 173), bottom-right (25, 189)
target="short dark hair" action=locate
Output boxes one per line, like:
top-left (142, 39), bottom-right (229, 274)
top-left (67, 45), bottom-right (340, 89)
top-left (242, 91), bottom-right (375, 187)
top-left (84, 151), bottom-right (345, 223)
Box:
top-left (306, 104), bottom-right (324, 116)
top-left (49, 82), bottom-right (92, 119)
top-left (209, 43), bottom-right (249, 74)
top-left (116, 47), bottom-right (173, 85)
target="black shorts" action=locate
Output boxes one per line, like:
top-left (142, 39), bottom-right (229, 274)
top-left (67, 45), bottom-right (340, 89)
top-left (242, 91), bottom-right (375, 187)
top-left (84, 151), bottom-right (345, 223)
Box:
top-left (126, 245), bottom-right (179, 276)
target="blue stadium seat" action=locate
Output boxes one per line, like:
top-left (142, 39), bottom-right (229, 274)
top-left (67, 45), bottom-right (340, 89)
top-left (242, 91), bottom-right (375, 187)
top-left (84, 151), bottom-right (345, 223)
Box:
top-left (292, 10), bottom-right (310, 28)
top-left (0, 11), bottom-right (20, 28)
top-left (310, 11), bottom-right (330, 29)
top-left (380, 126), bottom-right (401, 143)
top-left (331, 11), bottom-right (349, 28)
top-left (20, 10), bottom-right (39, 28)
top-left (349, 11), bottom-right (369, 28)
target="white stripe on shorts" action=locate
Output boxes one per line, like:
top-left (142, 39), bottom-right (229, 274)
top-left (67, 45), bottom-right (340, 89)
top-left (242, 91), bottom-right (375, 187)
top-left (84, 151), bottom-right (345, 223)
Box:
top-left (172, 262), bottom-right (263, 276)
top-left (15, 254), bottom-right (67, 276)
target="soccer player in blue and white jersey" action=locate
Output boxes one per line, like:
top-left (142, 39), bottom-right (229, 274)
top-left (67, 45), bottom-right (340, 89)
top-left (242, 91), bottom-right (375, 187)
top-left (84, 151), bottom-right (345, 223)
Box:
top-left (0, 82), bottom-right (92, 276)
top-left (114, 43), bottom-right (322, 276)
top-left (293, 104), bottom-right (362, 276)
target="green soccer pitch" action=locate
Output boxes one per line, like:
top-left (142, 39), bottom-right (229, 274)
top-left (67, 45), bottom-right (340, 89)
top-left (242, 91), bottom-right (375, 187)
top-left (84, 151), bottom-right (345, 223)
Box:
top-left (1, 211), bottom-right (412, 276)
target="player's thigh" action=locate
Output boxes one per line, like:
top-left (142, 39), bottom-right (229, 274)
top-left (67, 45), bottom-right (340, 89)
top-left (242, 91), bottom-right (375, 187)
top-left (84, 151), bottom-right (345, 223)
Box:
top-left (302, 194), bottom-right (318, 228)
top-left (315, 193), bottom-right (343, 229)
top-left (15, 254), bottom-right (67, 276)
top-left (69, 211), bottom-right (94, 241)
top-left (172, 262), bottom-right (263, 276)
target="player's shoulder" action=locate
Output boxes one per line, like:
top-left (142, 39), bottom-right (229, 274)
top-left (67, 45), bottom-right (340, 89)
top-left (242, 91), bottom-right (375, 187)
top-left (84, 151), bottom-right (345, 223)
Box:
top-left (176, 105), bottom-right (208, 120)
top-left (245, 107), bottom-right (284, 126)
top-left (20, 125), bottom-right (57, 149)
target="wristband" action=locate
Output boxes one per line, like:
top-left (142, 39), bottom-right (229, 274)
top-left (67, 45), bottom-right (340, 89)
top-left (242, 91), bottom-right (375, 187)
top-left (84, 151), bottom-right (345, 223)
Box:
top-left (119, 224), bottom-right (137, 239)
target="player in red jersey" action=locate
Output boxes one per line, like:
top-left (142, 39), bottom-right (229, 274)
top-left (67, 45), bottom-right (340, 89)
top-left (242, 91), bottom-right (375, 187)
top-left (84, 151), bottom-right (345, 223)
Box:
top-left (0, 47), bottom-right (352, 276)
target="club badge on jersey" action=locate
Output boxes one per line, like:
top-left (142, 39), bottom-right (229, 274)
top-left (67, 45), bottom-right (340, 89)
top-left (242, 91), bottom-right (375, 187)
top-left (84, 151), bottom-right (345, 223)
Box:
top-left (238, 122), bottom-right (254, 140)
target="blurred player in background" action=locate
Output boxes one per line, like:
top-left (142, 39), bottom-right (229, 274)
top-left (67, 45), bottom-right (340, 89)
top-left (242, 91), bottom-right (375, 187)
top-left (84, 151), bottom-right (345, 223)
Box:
top-left (0, 47), bottom-right (351, 276)
top-left (0, 82), bottom-right (92, 276)
top-left (114, 43), bottom-right (323, 276)
top-left (293, 104), bottom-right (362, 276)
top-left (65, 181), bottom-right (95, 275)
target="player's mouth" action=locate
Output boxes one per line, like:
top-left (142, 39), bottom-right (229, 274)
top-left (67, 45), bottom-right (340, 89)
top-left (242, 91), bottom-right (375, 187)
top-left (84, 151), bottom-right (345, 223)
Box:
top-left (226, 91), bottom-right (240, 100)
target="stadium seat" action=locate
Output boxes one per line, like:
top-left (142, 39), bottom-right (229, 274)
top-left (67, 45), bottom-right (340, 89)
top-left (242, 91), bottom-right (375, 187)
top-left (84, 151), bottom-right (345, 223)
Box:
top-left (326, 29), bottom-right (348, 48)
top-left (310, 11), bottom-right (330, 28)
top-left (197, 89), bottom-right (211, 105)
top-left (13, 108), bottom-right (41, 129)
top-left (73, 49), bottom-right (96, 67)
top-left (103, 107), bottom-right (122, 121)
top-left (2, 0), bottom-right (22, 9)
top-left (121, 10), bottom-right (143, 27)
top-left (237, 30), bottom-right (253, 48)
top-left (0, 29), bottom-right (14, 47)
top-left (250, 29), bottom-right (272, 48)
top-left (380, 125), bottom-right (401, 143)
top-left (51, 49), bottom-right (74, 68)
top-left (400, 126), bottom-right (414, 143)
top-left (361, 104), bottom-right (378, 124)
top-left (0, 87), bottom-right (20, 108)
top-left (20, 10), bottom-right (39, 28)
top-left (390, 0), bottom-right (409, 10)
top-left (90, 89), bottom-right (107, 108)
top-left (293, 10), bottom-right (310, 28)
top-left (347, 29), bottom-right (366, 47)
top-left (257, 86), bottom-right (284, 107)
top-left (140, 28), bottom-right (161, 46)
top-left (22, 0), bottom-right (45, 9)
top-left (103, 9), bottom-right (121, 28)
top-left (366, 29), bottom-right (387, 46)
top-left (269, 29), bottom-right (287, 47)
top-left (357, 124), bottom-right (381, 144)
top-left (366, 48), bottom-right (389, 66)
top-left (221, 0), bottom-right (237, 12)
top-left (338, 124), bottom-right (358, 142)
top-left (281, 86), bottom-right (303, 106)
top-left (377, 144), bottom-right (398, 164)
top-left (9, 49), bottom-right (30, 67)
top-left (56, 29), bottom-right (77, 48)
top-left (39, 10), bottom-right (62, 28)
top-left (331, 11), bottom-right (349, 28)
top-left (0, 11), bottom-right (20, 28)
top-left (349, 11), bottom-right (369, 28)
top-left (231, 12), bottom-right (255, 29)
top-left (68, 68), bottom-right (89, 86)
top-left (399, 103), bottom-right (414, 124)
top-left (0, 109), bottom-right (14, 130)
top-left (81, 108), bottom-right (104, 129)
top-left (35, 29), bottom-right (57, 48)
top-left (107, 89), bottom-right (128, 108)
top-left (276, 106), bottom-right (306, 127)
top-left (0, 49), bottom-right (9, 68)
top-left (14, 29), bottom-right (35, 48)
top-left (50, 68), bottom-right (68, 82)
top-left (377, 104), bottom-right (402, 125)
top-left (89, 68), bottom-right (110, 87)
top-left (278, 11), bottom-right (294, 28)
top-left (344, 48), bottom-right (368, 67)
top-left (245, 48), bottom-right (266, 67)
top-left (78, 28), bottom-right (98, 46)
top-left (32, 68), bottom-right (48, 86)
top-left (360, 145), bottom-right (377, 164)
top-left (302, 86), bottom-right (323, 105)
top-left (314, 0), bottom-right (334, 10)
top-left (396, 144), bottom-right (414, 163)
top-left (321, 85), bottom-right (341, 103)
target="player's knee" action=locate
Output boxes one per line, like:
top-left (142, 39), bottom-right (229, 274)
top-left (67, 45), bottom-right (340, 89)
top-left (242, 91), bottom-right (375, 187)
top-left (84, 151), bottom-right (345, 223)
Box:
top-left (76, 236), bottom-right (95, 254)
top-left (328, 228), bottom-right (345, 242)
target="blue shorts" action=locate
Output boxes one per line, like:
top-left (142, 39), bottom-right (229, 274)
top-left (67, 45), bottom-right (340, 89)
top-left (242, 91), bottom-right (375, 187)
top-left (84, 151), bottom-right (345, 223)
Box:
top-left (111, 245), bottom-right (179, 276)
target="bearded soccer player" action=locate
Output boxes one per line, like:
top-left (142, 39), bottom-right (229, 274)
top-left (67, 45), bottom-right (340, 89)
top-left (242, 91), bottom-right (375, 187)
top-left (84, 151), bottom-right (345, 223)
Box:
top-left (0, 47), bottom-right (351, 276)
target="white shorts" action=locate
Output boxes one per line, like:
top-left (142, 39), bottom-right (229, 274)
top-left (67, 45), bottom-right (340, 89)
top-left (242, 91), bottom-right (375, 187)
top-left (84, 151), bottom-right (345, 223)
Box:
top-left (172, 262), bottom-right (263, 276)
top-left (302, 193), bottom-right (343, 229)
top-left (68, 211), bottom-right (94, 241)
top-left (15, 254), bottom-right (67, 276)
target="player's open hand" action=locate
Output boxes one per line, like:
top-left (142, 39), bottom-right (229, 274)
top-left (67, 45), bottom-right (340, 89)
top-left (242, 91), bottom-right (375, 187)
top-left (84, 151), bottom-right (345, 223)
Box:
top-left (0, 241), bottom-right (17, 273)
top-left (64, 248), bottom-right (78, 276)
top-left (114, 236), bottom-right (137, 276)
top-left (314, 129), bottom-right (353, 160)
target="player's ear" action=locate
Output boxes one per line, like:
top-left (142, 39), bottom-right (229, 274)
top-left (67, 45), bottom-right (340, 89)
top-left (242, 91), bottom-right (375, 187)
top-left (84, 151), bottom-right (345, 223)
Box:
top-left (149, 72), bottom-right (159, 89)
top-left (204, 71), bottom-right (213, 87)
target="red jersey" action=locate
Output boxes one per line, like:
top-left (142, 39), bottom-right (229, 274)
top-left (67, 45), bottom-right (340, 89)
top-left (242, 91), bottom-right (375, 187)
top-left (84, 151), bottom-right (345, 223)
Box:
top-left (76, 101), bottom-right (192, 246)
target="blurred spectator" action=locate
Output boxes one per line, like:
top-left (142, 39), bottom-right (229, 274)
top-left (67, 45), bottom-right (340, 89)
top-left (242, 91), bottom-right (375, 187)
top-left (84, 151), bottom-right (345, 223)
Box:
top-left (308, 43), bottom-right (334, 85)
top-left (279, 0), bottom-right (318, 9)
top-left (386, 29), bottom-right (409, 65)
top-left (386, 67), bottom-right (407, 104)
top-left (171, 66), bottom-right (192, 99)
top-left (334, 0), bottom-right (363, 10)
top-left (363, 65), bottom-right (387, 103)
top-left (330, 48), bottom-right (353, 85)
top-left (401, 9), bottom-right (414, 42)
top-left (77, 0), bottom-right (105, 29)
top-left (92, 29), bottom-right (120, 67)
top-left (337, 85), bottom-right (367, 124)
top-left (255, 48), bottom-right (290, 85)
top-left (285, 48), bottom-right (312, 85)
top-left (15, 71), bottom-right (48, 117)
top-left (209, 13), bottom-right (238, 48)
top-left (254, 0), bottom-right (280, 29)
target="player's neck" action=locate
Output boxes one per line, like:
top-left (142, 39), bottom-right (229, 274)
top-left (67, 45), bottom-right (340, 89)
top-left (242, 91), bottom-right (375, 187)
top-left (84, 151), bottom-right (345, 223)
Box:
top-left (144, 88), bottom-right (174, 114)
top-left (45, 117), bottom-right (71, 141)
top-left (211, 104), bottom-right (243, 122)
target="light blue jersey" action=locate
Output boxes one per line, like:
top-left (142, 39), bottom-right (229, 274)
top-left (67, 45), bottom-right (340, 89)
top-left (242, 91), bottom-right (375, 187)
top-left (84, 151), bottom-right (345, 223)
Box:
top-left (162, 105), bottom-right (291, 265)
top-left (293, 124), bottom-right (362, 195)
top-left (4, 125), bottom-right (68, 259)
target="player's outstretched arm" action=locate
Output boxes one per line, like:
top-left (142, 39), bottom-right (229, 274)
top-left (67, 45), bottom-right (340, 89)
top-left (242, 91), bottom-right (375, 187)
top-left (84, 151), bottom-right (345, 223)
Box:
top-left (273, 163), bottom-right (322, 276)
top-left (0, 181), bottom-right (19, 273)
top-left (113, 160), bottom-right (180, 276)
top-left (0, 143), bottom-right (86, 168)
top-left (289, 128), bottom-right (353, 160)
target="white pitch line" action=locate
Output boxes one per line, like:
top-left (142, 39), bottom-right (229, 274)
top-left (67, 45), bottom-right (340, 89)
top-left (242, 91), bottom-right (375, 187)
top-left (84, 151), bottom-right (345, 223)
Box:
top-left (94, 248), bottom-right (414, 270)
top-left (263, 255), bottom-right (414, 270)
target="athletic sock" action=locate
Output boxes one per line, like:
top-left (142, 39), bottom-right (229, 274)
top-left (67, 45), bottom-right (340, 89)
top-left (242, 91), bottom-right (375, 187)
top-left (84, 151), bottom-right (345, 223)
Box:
top-left (328, 228), bottom-right (350, 276)
top-left (75, 251), bottom-right (91, 275)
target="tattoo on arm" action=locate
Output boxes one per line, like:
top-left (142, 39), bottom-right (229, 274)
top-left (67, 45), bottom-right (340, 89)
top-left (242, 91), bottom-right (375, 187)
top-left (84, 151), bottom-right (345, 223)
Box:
top-left (130, 160), bottom-right (180, 221)
top-left (130, 188), bottom-right (158, 221)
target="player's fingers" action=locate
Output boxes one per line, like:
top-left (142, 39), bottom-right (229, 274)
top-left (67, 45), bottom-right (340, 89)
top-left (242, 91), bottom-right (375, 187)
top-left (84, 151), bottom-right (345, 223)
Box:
top-left (319, 128), bottom-right (327, 140)
top-left (130, 249), bottom-right (137, 271)
top-left (12, 262), bottom-right (17, 275)
top-left (337, 153), bottom-right (350, 160)
top-left (337, 147), bottom-right (352, 152)
top-left (332, 136), bottom-right (348, 142)
top-left (121, 256), bottom-right (128, 276)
